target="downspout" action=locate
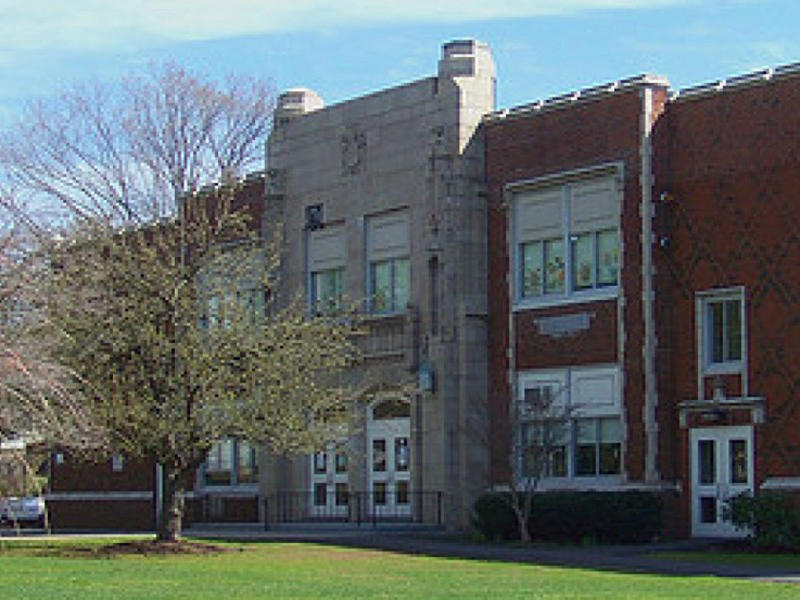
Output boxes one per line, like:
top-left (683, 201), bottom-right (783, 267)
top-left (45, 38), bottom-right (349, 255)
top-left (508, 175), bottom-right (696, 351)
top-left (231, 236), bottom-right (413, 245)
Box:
top-left (641, 87), bottom-right (660, 483)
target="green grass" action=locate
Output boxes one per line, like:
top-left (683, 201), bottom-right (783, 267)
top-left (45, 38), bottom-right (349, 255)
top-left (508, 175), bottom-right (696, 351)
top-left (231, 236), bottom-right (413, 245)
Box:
top-left (0, 538), bottom-right (797, 599)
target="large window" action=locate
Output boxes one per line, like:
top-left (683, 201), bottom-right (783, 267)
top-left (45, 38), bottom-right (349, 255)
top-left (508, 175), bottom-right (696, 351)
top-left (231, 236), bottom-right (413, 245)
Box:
top-left (308, 223), bottom-right (346, 315)
top-left (203, 438), bottom-right (258, 487)
top-left (367, 210), bottom-right (410, 314)
top-left (515, 174), bottom-right (619, 303)
top-left (698, 289), bottom-right (744, 374)
top-left (518, 366), bottom-right (622, 483)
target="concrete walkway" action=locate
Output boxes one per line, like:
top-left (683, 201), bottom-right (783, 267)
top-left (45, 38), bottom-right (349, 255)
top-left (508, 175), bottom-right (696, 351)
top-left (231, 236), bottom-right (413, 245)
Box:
top-left (181, 525), bottom-right (800, 584)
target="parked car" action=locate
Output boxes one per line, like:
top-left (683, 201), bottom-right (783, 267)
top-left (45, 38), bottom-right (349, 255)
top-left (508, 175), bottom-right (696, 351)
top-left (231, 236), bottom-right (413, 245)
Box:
top-left (0, 496), bottom-right (46, 527)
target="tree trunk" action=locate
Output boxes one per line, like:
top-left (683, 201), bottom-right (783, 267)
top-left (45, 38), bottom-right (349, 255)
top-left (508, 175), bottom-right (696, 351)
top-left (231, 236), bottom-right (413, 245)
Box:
top-left (512, 503), bottom-right (532, 543)
top-left (156, 466), bottom-right (185, 542)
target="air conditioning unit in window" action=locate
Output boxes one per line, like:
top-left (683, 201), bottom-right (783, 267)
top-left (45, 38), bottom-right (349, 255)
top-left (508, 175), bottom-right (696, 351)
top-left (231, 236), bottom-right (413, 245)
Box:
top-left (305, 204), bottom-right (324, 231)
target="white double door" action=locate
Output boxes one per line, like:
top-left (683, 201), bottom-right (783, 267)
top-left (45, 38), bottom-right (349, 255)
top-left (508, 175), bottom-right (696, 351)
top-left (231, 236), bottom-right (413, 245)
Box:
top-left (690, 425), bottom-right (753, 537)
top-left (368, 416), bottom-right (411, 517)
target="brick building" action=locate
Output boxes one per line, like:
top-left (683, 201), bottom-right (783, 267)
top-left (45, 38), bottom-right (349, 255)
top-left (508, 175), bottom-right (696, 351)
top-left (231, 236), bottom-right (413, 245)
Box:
top-left (45, 41), bottom-right (800, 538)
top-left (486, 61), bottom-right (800, 538)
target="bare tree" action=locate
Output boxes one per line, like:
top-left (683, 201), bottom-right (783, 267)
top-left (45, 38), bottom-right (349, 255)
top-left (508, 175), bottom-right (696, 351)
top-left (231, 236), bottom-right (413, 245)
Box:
top-left (0, 225), bottom-right (104, 453)
top-left (506, 383), bottom-right (573, 543)
top-left (0, 63), bottom-right (274, 225)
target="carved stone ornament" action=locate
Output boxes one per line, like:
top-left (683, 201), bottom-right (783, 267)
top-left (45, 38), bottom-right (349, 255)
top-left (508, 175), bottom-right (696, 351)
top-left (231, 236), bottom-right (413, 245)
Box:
top-left (341, 126), bottom-right (367, 175)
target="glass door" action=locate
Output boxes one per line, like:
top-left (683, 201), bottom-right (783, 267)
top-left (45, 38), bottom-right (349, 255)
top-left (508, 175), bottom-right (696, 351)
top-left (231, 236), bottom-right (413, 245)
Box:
top-left (368, 398), bottom-right (412, 519)
top-left (690, 426), bottom-right (753, 537)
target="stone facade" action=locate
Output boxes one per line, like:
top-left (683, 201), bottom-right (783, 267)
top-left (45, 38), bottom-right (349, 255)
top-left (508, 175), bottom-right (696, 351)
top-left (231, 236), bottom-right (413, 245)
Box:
top-left (263, 40), bottom-right (495, 529)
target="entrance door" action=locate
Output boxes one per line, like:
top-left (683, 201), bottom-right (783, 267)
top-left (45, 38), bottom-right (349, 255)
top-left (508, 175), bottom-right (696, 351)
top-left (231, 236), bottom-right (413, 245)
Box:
top-left (368, 398), bottom-right (412, 518)
top-left (309, 446), bottom-right (349, 519)
top-left (690, 425), bottom-right (753, 537)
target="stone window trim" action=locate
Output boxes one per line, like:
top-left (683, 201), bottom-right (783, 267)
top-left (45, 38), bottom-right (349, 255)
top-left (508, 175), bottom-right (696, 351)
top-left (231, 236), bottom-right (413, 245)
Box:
top-left (507, 164), bottom-right (623, 310)
top-left (696, 286), bottom-right (746, 377)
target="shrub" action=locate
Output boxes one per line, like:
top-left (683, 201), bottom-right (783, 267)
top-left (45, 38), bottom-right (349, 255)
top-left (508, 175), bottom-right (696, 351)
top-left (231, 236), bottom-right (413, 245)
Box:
top-left (724, 491), bottom-right (800, 551)
top-left (472, 491), bottom-right (664, 544)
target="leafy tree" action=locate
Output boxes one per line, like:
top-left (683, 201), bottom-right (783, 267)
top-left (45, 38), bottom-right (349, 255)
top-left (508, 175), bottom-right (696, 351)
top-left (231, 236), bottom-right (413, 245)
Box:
top-left (38, 195), bottom-right (361, 541)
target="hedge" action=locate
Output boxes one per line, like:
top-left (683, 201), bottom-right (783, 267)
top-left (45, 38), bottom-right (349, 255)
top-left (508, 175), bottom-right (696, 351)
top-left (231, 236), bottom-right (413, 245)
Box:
top-left (472, 490), bottom-right (664, 544)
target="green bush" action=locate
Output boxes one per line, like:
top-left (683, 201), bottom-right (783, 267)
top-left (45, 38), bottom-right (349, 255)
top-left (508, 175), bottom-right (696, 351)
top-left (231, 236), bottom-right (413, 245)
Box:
top-left (724, 491), bottom-right (800, 551)
top-left (472, 491), bottom-right (664, 544)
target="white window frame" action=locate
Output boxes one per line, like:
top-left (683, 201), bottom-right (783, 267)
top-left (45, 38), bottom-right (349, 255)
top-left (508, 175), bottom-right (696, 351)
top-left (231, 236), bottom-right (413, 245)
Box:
top-left (517, 366), bottom-right (623, 486)
top-left (511, 168), bottom-right (621, 310)
top-left (696, 287), bottom-right (745, 376)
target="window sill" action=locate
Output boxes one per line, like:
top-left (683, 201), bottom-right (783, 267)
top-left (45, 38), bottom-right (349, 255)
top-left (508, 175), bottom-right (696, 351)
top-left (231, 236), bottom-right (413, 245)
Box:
top-left (703, 362), bottom-right (743, 376)
top-left (513, 286), bottom-right (618, 312)
top-left (526, 476), bottom-right (624, 492)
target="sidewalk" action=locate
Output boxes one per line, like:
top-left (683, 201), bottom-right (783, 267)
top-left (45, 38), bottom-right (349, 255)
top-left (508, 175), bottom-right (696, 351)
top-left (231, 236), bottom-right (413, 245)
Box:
top-left (182, 525), bottom-right (800, 584)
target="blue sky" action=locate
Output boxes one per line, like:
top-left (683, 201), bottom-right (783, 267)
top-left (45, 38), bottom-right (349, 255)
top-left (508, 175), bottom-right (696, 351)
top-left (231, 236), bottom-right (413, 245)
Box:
top-left (1, 0), bottom-right (799, 126)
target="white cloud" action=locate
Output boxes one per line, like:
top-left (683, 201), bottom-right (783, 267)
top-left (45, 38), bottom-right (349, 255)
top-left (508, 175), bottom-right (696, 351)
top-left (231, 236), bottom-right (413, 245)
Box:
top-left (0, 0), bottom-right (688, 54)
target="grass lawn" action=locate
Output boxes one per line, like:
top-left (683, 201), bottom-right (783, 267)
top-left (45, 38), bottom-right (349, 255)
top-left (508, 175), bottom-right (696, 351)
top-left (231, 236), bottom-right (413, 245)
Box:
top-left (0, 538), bottom-right (797, 599)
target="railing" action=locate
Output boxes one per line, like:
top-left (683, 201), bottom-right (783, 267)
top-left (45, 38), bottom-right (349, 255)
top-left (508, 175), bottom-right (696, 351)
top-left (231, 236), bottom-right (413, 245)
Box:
top-left (262, 490), bottom-right (443, 530)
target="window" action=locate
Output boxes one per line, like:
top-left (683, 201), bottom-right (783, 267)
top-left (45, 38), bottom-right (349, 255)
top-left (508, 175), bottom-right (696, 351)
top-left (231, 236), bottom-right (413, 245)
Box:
top-left (515, 174), bottom-right (619, 303)
top-left (370, 257), bottom-right (410, 313)
top-left (311, 267), bottom-right (344, 314)
top-left (518, 366), bottom-right (622, 482)
top-left (203, 438), bottom-right (258, 487)
top-left (308, 223), bottom-right (346, 315)
top-left (367, 210), bottom-right (410, 314)
top-left (699, 290), bottom-right (744, 373)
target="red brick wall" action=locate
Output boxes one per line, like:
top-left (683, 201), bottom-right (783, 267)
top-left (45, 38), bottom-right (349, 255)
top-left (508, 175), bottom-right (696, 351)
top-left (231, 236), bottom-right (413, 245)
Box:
top-left (655, 73), bottom-right (800, 488)
top-left (50, 456), bottom-right (155, 492)
top-left (515, 300), bottom-right (617, 369)
top-left (486, 88), bottom-right (657, 485)
top-left (49, 499), bottom-right (154, 531)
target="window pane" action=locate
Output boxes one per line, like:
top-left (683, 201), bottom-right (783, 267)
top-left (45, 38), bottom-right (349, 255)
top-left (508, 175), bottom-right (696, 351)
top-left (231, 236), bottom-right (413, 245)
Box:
top-left (597, 229), bottom-right (619, 286)
top-left (314, 483), bottom-right (327, 507)
top-left (726, 300), bottom-right (742, 361)
top-left (700, 496), bottom-right (717, 524)
top-left (335, 483), bottom-right (349, 506)
top-left (395, 437), bottom-right (410, 472)
top-left (313, 268), bottom-right (344, 314)
top-left (396, 481), bottom-right (410, 505)
top-left (571, 233), bottom-right (594, 290)
top-left (372, 439), bottom-right (386, 472)
top-left (393, 258), bottom-right (410, 311)
top-left (521, 241), bottom-right (543, 297)
top-left (730, 439), bottom-right (748, 484)
top-left (575, 419), bottom-right (598, 476)
top-left (313, 452), bottom-right (327, 474)
top-left (205, 439), bottom-right (233, 486)
top-left (544, 238), bottom-right (565, 294)
top-left (370, 261), bottom-right (392, 313)
top-left (599, 418), bottom-right (622, 475)
top-left (699, 440), bottom-right (715, 485)
top-left (708, 303), bottom-right (725, 364)
top-left (335, 453), bottom-right (348, 474)
top-left (237, 441), bottom-right (258, 484)
top-left (373, 482), bottom-right (387, 506)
